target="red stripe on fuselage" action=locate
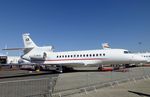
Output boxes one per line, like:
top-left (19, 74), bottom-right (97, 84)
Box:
top-left (44, 58), bottom-right (109, 61)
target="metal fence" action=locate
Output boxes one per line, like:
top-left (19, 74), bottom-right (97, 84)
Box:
top-left (0, 67), bottom-right (150, 97)
top-left (0, 77), bottom-right (58, 97)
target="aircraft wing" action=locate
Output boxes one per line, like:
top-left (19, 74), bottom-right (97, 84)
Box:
top-left (2, 47), bottom-right (33, 54)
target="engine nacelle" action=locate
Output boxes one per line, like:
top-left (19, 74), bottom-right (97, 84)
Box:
top-left (21, 45), bottom-right (53, 62)
top-left (30, 54), bottom-right (45, 60)
top-left (21, 52), bottom-right (47, 61)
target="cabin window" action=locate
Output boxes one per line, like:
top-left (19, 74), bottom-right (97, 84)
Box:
top-left (71, 55), bottom-right (73, 57)
top-left (77, 55), bottom-right (79, 57)
top-left (65, 55), bottom-right (67, 58)
top-left (83, 54), bottom-right (85, 57)
top-left (62, 55), bottom-right (64, 58)
top-left (103, 54), bottom-right (105, 56)
top-left (80, 55), bottom-right (82, 57)
top-left (86, 54), bottom-right (88, 57)
top-left (57, 56), bottom-right (59, 58)
top-left (89, 54), bottom-right (92, 57)
top-left (93, 54), bottom-right (95, 57)
top-left (59, 56), bottom-right (61, 58)
top-left (100, 54), bottom-right (102, 56)
top-left (68, 55), bottom-right (70, 58)
top-left (96, 54), bottom-right (98, 56)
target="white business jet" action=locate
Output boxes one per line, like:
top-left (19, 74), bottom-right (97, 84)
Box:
top-left (3, 33), bottom-right (146, 72)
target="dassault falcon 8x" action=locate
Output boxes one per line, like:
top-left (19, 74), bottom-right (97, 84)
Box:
top-left (3, 33), bottom-right (146, 72)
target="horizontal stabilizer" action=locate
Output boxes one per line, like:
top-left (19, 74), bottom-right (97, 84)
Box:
top-left (2, 47), bottom-right (33, 54)
top-left (2, 48), bottom-right (25, 50)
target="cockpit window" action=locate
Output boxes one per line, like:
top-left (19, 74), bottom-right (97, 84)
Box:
top-left (124, 51), bottom-right (132, 54)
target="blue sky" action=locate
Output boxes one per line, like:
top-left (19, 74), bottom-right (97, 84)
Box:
top-left (0, 0), bottom-right (150, 55)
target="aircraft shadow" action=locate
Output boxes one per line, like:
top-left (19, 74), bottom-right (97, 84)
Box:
top-left (62, 69), bottom-right (99, 73)
top-left (128, 90), bottom-right (150, 97)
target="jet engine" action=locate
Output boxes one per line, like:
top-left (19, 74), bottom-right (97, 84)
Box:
top-left (21, 45), bottom-right (54, 62)
top-left (21, 52), bottom-right (47, 62)
top-left (30, 52), bottom-right (47, 61)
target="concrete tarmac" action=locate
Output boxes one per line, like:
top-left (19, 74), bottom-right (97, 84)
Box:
top-left (53, 67), bottom-right (150, 92)
top-left (69, 79), bottom-right (150, 97)
top-left (0, 67), bottom-right (150, 97)
top-left (53, 67), bottom-right (150, 97)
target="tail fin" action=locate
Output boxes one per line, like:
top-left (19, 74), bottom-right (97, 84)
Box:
top-left (23, 33), bottom-right (37, 48)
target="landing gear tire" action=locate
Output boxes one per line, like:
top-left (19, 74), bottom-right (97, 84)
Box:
top-left (98, 65), bottom-right (103, 70)
top-left (34, 65), bottom-right (41, 71)
top-left (55, 66), bottom-right (74, 73)
top-left (56, 65), bottom-right (63, 73)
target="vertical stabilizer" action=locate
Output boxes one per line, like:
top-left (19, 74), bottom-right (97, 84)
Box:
top-left (23, 33), bottom-right (37, 48)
